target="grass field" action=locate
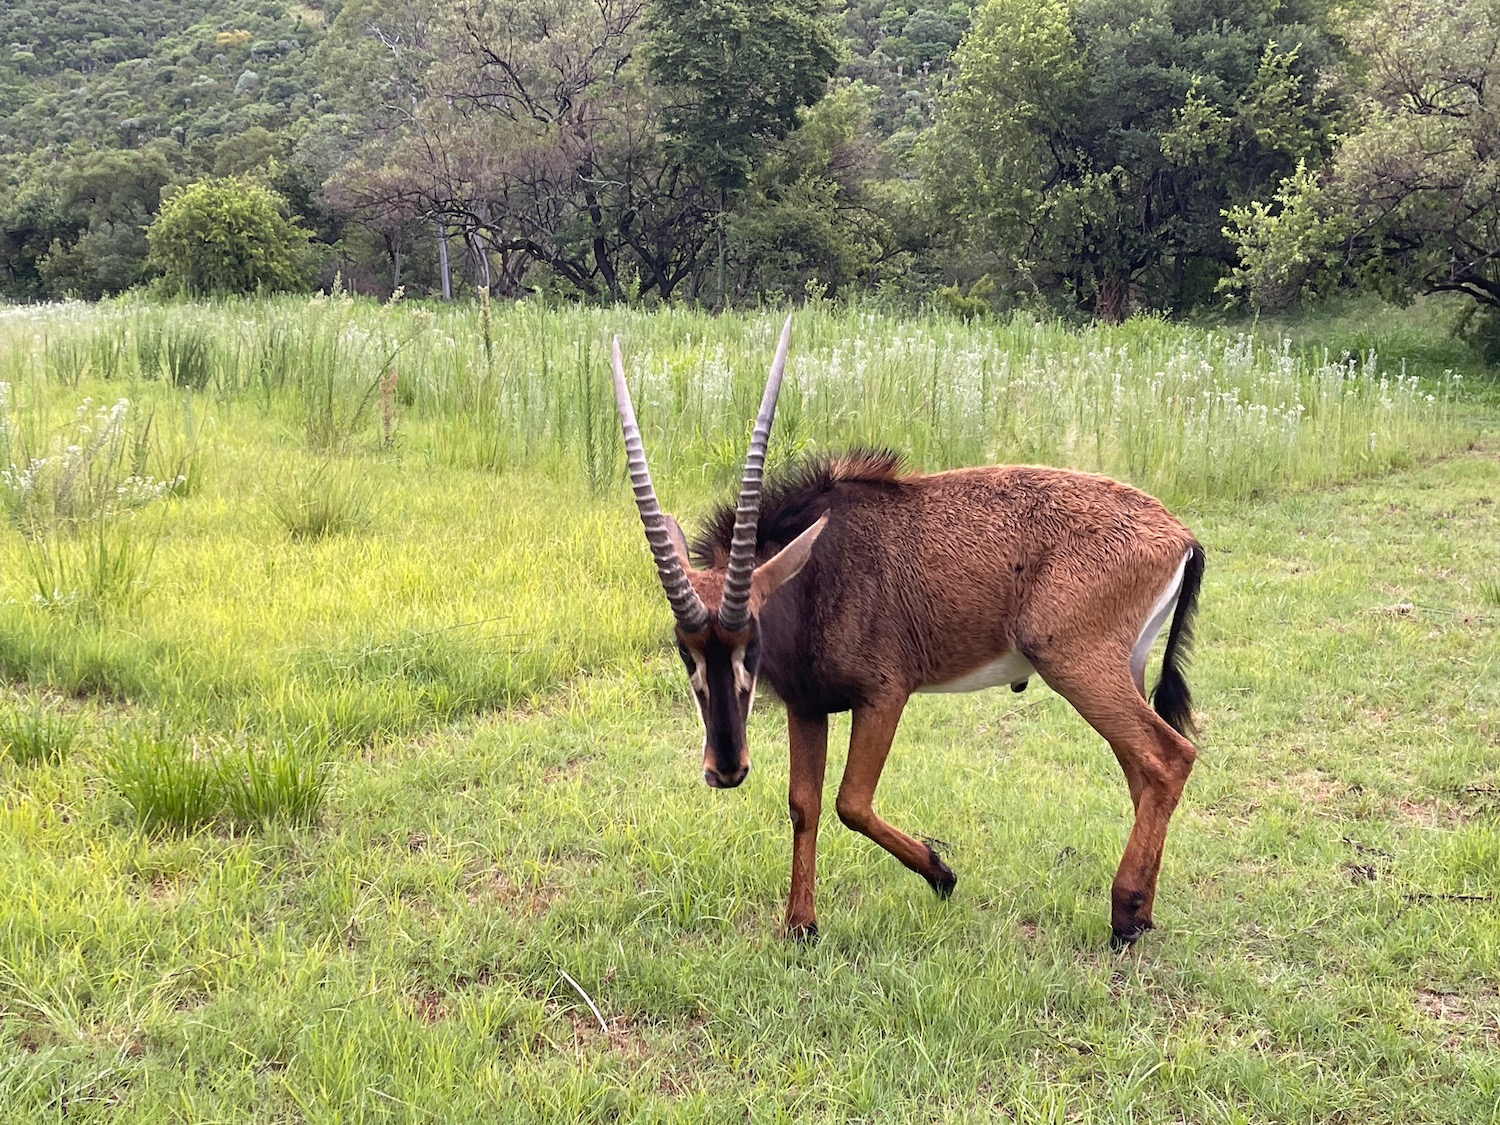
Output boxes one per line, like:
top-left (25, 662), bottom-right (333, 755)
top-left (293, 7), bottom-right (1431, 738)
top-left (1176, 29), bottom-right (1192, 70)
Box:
top-left (1, 297), bottom-right (1497, 1122)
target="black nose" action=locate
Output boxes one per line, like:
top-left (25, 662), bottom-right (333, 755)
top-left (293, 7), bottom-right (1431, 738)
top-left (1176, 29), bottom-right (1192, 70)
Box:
top-left (704, 764), bottom-right (749, 789)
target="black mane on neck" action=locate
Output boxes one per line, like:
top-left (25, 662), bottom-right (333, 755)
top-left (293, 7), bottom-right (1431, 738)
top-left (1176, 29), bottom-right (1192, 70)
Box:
top-left (690, 449), bottom-right (906, 569)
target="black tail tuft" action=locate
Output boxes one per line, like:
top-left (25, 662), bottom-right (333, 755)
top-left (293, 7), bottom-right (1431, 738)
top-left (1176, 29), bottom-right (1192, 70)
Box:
top-left (1151, 544), bottom-right (1205, 739)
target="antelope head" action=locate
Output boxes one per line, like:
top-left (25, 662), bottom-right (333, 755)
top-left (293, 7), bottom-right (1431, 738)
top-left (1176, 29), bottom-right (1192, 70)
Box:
top-left (613, 317), bottom-right (827, 789)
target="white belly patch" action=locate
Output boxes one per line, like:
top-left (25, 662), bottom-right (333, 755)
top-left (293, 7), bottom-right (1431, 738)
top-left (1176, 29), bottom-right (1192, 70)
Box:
top-left (917, 649), bottom-right (1036, 695)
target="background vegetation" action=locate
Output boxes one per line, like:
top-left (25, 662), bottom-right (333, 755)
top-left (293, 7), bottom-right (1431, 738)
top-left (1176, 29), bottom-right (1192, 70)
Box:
top-left (4, 0), bottom-right (1498, 342)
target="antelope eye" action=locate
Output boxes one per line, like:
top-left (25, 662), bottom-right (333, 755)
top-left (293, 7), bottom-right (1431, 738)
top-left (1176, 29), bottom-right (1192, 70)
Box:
top-left (676, 643), bottom-right (694, 672)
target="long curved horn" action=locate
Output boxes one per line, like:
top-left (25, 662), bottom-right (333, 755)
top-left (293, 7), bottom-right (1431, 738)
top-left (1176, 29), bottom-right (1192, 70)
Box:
top-left (612, 337), bottom-right (710, 633)
top-left (718, 314), bottom-right (793, 633)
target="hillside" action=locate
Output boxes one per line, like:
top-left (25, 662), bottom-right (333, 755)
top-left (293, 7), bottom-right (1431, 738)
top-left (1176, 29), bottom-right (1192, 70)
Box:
top-left (0, 0), bottom-right (331, 156)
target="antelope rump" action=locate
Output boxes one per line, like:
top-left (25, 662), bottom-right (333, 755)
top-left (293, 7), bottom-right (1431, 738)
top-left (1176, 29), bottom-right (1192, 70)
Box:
top-left (613, 317), bottom-right (1206, 947)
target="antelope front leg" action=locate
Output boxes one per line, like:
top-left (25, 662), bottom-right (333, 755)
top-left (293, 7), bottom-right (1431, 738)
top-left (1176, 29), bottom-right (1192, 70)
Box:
top-left (784, 710), bottom-right (828, 940)
top-left (836, 698), bottom-right (957, 897)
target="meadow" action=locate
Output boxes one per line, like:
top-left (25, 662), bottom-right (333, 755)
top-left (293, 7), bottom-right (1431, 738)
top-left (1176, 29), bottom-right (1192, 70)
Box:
top-left (0, 295), bottom-right (1496, 1122)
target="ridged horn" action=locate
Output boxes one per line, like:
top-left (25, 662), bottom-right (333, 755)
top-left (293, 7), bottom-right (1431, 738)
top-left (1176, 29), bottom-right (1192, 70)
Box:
top-left (612, 337), bottom-right (710, 634)
top-left (718, 314), bottom-right (793, 633)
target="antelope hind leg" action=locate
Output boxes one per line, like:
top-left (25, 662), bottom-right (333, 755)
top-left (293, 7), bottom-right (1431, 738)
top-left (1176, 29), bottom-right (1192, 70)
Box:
top-left (1036, 657), bottom-right (1197, 946)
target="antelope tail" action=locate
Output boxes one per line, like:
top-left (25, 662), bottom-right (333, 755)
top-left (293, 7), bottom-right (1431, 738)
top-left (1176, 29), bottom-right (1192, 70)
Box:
top-left (1151, 544), bottom-right (1205, 739)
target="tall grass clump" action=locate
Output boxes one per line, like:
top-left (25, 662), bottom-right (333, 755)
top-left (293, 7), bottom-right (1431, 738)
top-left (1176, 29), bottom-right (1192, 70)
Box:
top-left (1, 705), bottom-right (81, 766)
top-left (0, 386), bottom-right (182, 615)
top-left (162, 323), bottom-right (215, 390)
top-left (265, 459), bottom-right (375, 541)
top-left (19, 513), bottom-right (160, 614)
top-left (6, 298), bottom-right (1472, 505)
top-left (106, 724), bottom-right (329, 831)
top-left (0, 389), bottom-right (181, 535)
top-left (108, 726), bottom-right (224, 833)
top-left (220, 733), bottom-right (329, 827)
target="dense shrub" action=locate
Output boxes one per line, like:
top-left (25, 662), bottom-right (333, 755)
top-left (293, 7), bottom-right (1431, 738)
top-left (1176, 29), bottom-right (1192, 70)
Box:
top-left (147, 176), bottom-right (314, 295)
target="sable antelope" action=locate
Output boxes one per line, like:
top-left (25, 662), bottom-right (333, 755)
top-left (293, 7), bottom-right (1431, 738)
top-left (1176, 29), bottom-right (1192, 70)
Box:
top-left (612, 317), bottom-right (1205, 946)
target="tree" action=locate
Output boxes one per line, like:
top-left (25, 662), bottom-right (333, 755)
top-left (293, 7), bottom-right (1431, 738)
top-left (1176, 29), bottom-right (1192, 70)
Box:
top-left (37, 145), bottom-right (175, 299)
top-left (643, 0), bottom-right (841, 195)
top-left (730, 82), bottom-right (909, 299)
top-left (1225, 0), bottom-right (1500, 314)
top-left (0, 164), bottom-right (73, 299)
top-left (924, 0), bottom-right (1340, 319)
top-left (320, 0), bottom-right (715, 301)
top-left (147, 177), bottom-right (315, 294)
top-left (644, 0), bottom-right (841, 303)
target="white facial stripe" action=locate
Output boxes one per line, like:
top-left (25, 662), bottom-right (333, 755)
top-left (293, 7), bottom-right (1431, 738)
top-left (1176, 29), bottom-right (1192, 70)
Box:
top-left (687, 651), bottom-right (707, 696)
top-left (731, 648), bottom-right (754, 695)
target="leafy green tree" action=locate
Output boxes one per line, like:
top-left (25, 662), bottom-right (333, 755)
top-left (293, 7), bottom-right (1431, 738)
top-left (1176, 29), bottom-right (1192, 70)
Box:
top-left (0, 167), bottom-right (71, 299)
top-left (925, 0), bottom-right (1340, 318)
top-left (1225, 0), bottom-right (1500, 315)
top-left (36, 145), bottom-right (175, 299)
top-left (643, 0), bottom-right (840, 303)
top-left (214, 126), bottom-right (286, 178)
top-left (885, 8), bottom-right (966, 67)
top-left (644, 0), bottom-right (842, 195)
top-left (730, 82), bottom-right (909, 299)
top-left (147, 177), bottom-right (314, 295)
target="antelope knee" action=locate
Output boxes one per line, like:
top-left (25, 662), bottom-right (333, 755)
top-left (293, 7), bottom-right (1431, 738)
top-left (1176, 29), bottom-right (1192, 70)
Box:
top-left (835, 795), bottom-right (870, 832)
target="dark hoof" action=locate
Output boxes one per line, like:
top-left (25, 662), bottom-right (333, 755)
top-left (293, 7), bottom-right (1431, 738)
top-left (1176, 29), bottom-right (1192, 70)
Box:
top-left (1109, 920), bottom-right (1153, 950)
top-left (786, 920), bottom-right (820, 944)
top-left (923, 842), bottom-right (958, 899)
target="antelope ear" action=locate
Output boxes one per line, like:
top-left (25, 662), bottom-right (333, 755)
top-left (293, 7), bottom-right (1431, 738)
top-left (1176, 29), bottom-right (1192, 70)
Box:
top-left (664, 514), bottom-right (692, 570)
top-left (751, 513), bottom-right (828, 609)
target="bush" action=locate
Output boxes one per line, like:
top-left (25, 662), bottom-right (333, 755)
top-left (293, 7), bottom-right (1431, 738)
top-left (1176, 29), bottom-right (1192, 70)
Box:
top-left (147, 176), bottom-right (315, 295)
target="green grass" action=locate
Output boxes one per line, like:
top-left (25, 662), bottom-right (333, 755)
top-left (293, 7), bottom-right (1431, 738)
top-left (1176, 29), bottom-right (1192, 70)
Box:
top-left (106, 725), bottom-right (225, 833)
top-left (0, 703), bottom-right (80, 766)
top-left (0, 298), bottom-right (1497, 1121)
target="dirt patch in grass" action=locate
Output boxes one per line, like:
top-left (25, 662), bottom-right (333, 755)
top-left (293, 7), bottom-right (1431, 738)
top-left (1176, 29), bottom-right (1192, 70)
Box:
top-left (543, 755), bottom-right (592, 784)
top-left (562, 1011), bottom-right (653, 1061)
top-left (466, 867), bottom-right (563, 916)
top-left (1278, 769), bottom-right (1347, 805)
top-left (14, 1021), bottom-right (62, 1053)
top-left (408, 989), bottom-right (450, 1024)
top-left (1395, 796), bottom-right (1468, 828)
top-left (1415, 987), bottom-right (1500, 1048)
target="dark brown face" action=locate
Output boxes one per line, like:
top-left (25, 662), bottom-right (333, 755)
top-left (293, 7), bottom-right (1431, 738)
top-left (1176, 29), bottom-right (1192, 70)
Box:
top-left (677, 625), bottom-right (762, 788)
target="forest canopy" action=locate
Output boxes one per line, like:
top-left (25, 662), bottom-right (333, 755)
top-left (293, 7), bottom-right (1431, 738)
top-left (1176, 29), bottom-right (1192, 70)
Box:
top-left (3, 0), bottom-right (1498, 326)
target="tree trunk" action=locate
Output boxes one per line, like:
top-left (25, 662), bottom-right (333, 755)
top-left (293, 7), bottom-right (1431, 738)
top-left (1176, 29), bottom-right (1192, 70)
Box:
top-left (716, 187), bottom-right (727, 310)
top-left (1095, 272), bottom-right (1127, 323)
top-left (436, 219), bottom-right (452, 301)
top-left (468, 229), bottom-right (492, 291)
top-left (584, 190), bottom-right (620, 302)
